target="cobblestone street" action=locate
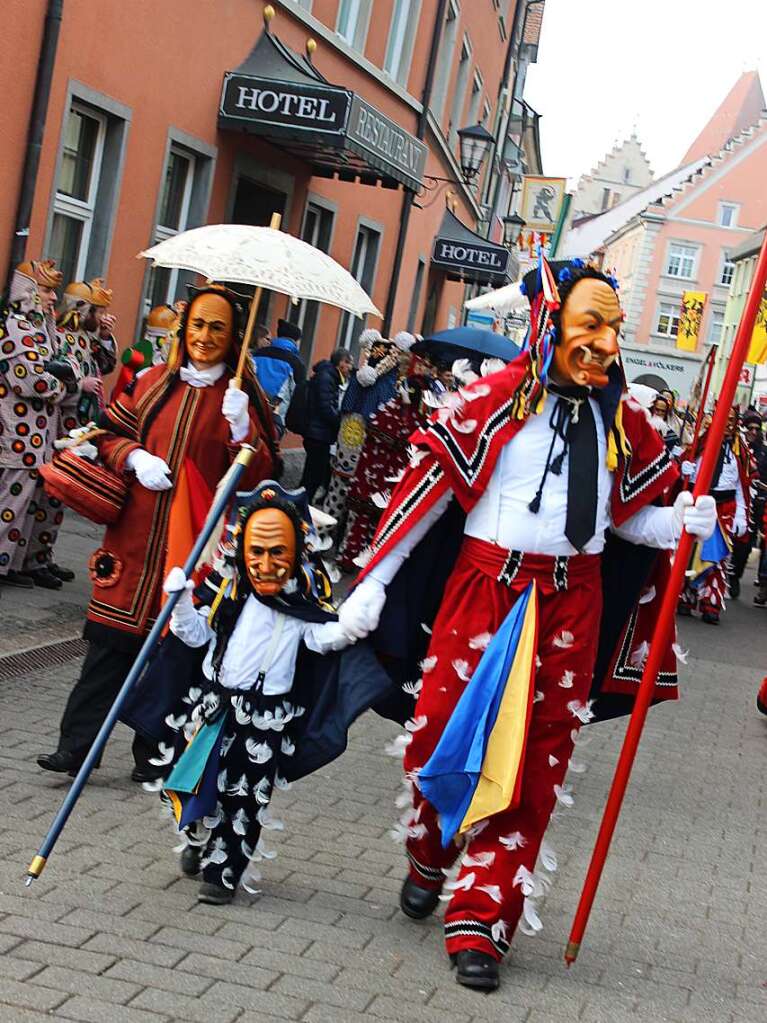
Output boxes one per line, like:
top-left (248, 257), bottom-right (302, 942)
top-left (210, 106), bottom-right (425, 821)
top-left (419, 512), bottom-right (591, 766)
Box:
top-left (1, 517), bottom-right (767, 1023)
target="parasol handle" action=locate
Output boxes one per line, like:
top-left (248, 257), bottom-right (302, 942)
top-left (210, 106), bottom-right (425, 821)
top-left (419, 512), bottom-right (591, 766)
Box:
top-left (54, 427), bottom-right (106, 451)
top-left (234, 211), bottom-right (282, 388)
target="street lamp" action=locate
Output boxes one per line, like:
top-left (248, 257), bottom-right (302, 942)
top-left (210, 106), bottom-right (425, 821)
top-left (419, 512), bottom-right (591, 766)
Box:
top-left (457, 123), bottom-right (495, 185)
top-left (503, 212), bottom-right (526, 247)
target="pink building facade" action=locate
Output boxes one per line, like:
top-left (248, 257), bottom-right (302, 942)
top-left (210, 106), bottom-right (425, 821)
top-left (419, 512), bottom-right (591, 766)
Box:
top-left (603, 117), bottom-right (767, 398)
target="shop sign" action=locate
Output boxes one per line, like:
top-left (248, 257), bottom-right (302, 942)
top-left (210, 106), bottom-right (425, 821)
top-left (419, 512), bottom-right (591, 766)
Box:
top-left (347, 95), bottom-right (428, 184)
top-left (433, 238), bottom-right (510, 276)
top-left (221, 73), bottom-right (350, 134)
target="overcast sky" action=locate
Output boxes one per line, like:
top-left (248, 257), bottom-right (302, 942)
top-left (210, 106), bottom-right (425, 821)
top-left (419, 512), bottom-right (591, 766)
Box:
top-left (524, 0), bottom-right (767, 186)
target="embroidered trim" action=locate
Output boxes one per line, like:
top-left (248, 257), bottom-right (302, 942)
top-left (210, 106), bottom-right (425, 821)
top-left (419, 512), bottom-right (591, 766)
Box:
top-left (498, 549), bottom-right (523, 586)
top-left (371, 462), bottom-right (445, 555)
top-left (407, 851), bottom-right (445, 883)
top-left (619, 445), bottom-right (672, 504)
top-left (613, 605), bottom-right (677, 686)
top-left (428, 399), bottom-right (515, 487)
top-left (445, 918), bottom-right (510, 957)
top-left (553, 556), bottom-right (569, 592)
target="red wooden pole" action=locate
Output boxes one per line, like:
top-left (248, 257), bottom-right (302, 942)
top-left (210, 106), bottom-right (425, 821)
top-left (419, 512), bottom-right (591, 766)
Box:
top-left (565, 229), bottom-right (767, 966)
top-left (683, 346), bottom-right (717, 489)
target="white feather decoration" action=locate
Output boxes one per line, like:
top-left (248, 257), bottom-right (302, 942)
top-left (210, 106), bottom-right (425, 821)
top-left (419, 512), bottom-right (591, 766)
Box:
top-left (539, 840), bottom-right (558, 872)
top-left (548, 754), bottom-right (559, 767)
top-left (463, 851), bottom-right (495, 869)
top-left (232, 808), bottom-right (249, 836)
top-left (245, 739), bottom-right (273, 764)
top-left (630, 640), bottom-right (649, 668)
top-left (402, 679), bottom-right (423, 698)
top-left (672, 643), bottom-right (689, 664)
top-left (554, 783), bottom-right (574, 807)
top-left (405, 715), bottom-right (427, 733)
top-left (451, 418), bottom-right (477, 434)
top-left (477, 884), bottom-right (503, 904)
top-left (520, 897), bottom-right (543, 935)
top-left (371, 490), bottom-right (391, 509)
top-left (553, 630), bottom-right (574, 649)
top-left (639, 585), bottom-right (656, 605)
top-left (384, 733), bottom-right (413, 757)
top-left (452, 659), bottom-right (472, 682)
top-left (468, 631), bottom-right (493, 650)
top-left (559, 670), bottom-right (575, 689)
top-left (149, 742), bottom-right (174, 767)
top-left (420, 655), bottom-right (438, 673)
top-left (567, 699), bottom-right (595, 724)
top-left (445, 871), bottom-right (476, 892)
top-left (499, 831), bottom-right (527, 851)
top-left (491, 919), bottom-right (509, 944)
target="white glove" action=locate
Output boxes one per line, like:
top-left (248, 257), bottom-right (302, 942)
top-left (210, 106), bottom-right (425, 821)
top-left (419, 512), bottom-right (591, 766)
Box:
top-left (356, 365), bottom-right (378, 387)
top-left (312, 620), bottom-right (354, 652)
top-left (163, 566), bottom-right (193, 594)
top-left (222, 381), bottom-right (250, 442)
top-left (733, 511), bottom-right (748, 537)
top-left (338, 577), bottom-right (387, 640)
top-left (681, 460), bottom-right (697, 480)
top-left (672, 492), bottom-right (717, 541)
top-left (127, 448), bottom-right (172, 491)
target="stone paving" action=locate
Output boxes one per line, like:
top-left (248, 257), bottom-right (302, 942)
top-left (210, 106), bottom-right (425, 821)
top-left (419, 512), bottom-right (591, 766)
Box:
top-left (1, 516), bottom-right (767, 1022)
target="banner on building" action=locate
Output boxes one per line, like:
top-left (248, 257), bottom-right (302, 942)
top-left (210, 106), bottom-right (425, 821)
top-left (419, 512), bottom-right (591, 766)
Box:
top-left (746, 289), bottom-right (767, 364)
top-left (519, 176), bottom-right (567, 233)
top-left (676, 291), bottom-right (707, 352)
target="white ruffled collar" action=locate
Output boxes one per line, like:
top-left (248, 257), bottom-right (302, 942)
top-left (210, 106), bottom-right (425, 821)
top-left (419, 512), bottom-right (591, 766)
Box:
top-left (179, 362), bottom-right (227, 387)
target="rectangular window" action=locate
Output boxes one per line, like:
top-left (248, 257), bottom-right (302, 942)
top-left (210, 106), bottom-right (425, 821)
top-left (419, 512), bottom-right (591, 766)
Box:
top-left (384, 0), bottom-right (420, 85)
top-left (338, 224), bottom-right (381, 357)
top-left (719, 257), bottom-right (735, 287)
top-left (718, 202), bottom-right (738, 228)
top-left (665, 242), bottom-right (698, 279)
top-left (145, 146), bottom-right (195, 310)
top-left (288, 199), bottom-right (335, 363)
top-left (709, 309), bottom-right (724, 346)
top-left (656, 302), bottom-right (681, 337)
top-left (48, 104), bottom-right (106, 284)
top-left (430, 0), bottom-right (459, 121)
top-left (448, 36), bottom-right (472, 145)
top-left (600, 188), bottom-right (611, 212)
top-left (336, 0), bottom-right (371, 50)
top-left (467, 70), bottom-right (483, 128)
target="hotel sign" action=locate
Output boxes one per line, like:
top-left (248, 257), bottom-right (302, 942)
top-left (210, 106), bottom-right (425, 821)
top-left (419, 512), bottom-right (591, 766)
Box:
top-left (432, 237), bottom-right (511, 277)
top-left (220, 73), bottom-right (425, 191)
top-left (221, 74), bottom-right (350, 134)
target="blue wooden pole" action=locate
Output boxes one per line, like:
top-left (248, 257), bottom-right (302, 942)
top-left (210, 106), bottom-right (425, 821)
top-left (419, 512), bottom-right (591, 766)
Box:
top-left (25, 444), bottom-right (256, 885)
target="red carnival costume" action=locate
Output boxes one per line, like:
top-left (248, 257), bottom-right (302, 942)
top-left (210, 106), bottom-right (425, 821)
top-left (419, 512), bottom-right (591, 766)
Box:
top-left (39, 288), bottom-right (278, 779)
top-left (679, 415), bottom-right (752, 623)
top-left (339, 260), bottom-right (716, 991)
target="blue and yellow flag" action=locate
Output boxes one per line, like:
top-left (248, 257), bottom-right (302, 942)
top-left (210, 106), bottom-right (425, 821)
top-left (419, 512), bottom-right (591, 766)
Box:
top-left (687, 518), bottom-right (731, 589)
top-left (419, 582), bottom-right (538, 847)
top-left (164, 715), bottom-right (227, 830)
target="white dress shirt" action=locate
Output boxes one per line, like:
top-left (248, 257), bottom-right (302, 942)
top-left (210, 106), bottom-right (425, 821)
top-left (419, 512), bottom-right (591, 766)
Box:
top-left (695, 445), bottom-right (745, 518)
top-left (368, 395), bottom-right (678, 586)
top-left (170, 593), bottom-right (347, 696)
top-left (179, 362), bottom-right (227, 387)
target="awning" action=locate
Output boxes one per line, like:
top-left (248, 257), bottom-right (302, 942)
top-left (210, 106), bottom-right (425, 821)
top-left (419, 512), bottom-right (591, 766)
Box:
top-left (431, 209), bottom-right (516, 288)
top-left (219, 29), bottom-right (427, 192)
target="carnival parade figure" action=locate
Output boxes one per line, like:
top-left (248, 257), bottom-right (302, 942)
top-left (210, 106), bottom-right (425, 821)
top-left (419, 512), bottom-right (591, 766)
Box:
top-left (679, 407), bottom-right (752, 624)
top-left (0, 261), bottom-right (74, 590)
top-left (55, 278), bottom-right (118, 431)
top-left (137, 483), bottom-right (357, 904)
top-left (112, 303), bottom-right (180, 399)
top-left (322, 330), bottom-right (405, 533)
top-left (38, 286), bottom-right (279, 780)
top-left (339, 258), bottom-right (717, 991)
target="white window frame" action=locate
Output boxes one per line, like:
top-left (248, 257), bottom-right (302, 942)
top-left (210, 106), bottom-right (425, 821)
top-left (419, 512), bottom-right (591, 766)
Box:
top-left (383, 0), bottom-right (420, 85)
top-left (719, 254), bottom-right (735, 288)
top-left (481, 98), bottom-right (492, 126)
top-left (430, 0), bottom-right (460, 121)
top-left (52, 103), bottom-right (107, 280)
top-left (336, 0), bottom-right (371, 50)
top-left (665, 242), bottom-right (699, 280)
top-left (708, 308), bottom-right (724, 346)
top-left (146, 145), bottom-right (195, 310)
top-left (338, 223), bottom-right (381, 353)
top-left (656, 301), bottom-right (681, 338)
top-left (448, 34), bottom-right (472, 145)
top-left (718, 201), bottom-right (739, 228)
top-left (467, 69), bottom-right (483, 127)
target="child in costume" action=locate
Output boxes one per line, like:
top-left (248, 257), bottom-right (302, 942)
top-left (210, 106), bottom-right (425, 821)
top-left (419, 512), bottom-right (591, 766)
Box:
top-left (146, 482), bottom-right (362, 904)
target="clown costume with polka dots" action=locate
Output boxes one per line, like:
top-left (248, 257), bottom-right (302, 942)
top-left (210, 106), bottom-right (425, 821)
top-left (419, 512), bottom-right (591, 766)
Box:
top-left (0, 262), bottom-right (73, 585)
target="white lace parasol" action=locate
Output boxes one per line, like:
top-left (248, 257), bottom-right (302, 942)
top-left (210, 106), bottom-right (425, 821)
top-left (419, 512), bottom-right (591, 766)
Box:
top-left (140, 224), bottom-right (381, 318)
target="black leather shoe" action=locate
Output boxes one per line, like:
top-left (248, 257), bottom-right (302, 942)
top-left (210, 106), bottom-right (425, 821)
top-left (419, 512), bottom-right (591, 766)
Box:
top-left (130, 765), bottom-right (157, 783)
top-left (1, 570), bottom-right (34, 588)
top-left (50, 563), bottom-right (75, 582)
top-left (452, 949), bottom-right (500, 991)
top-left (29, 568), bottom-right (63, 590)
top-left (198, 881), bottom-right (234, 905)
top-left (180, 846), bottom-right (201, 877)
top-left (702, 612), bottom-right (719, 625)
top-left (729, 576), bottom-right (740, 599)
top-left (37, 750), bottom-right (83, 776)
top-left (400, 876), bottom-right (441, 920)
